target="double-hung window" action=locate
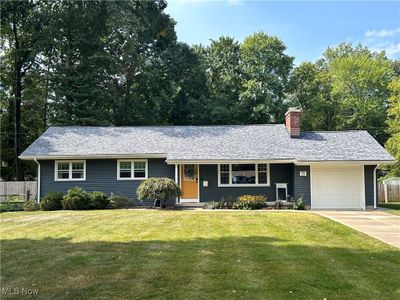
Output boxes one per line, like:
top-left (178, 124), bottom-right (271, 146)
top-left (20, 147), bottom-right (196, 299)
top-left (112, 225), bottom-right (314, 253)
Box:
top-left (55, 161), bottom-right (86, 181)
top-left (117, 160), bottom-right (148, 180)
top-left (218, 163), bottom-right (269, 186)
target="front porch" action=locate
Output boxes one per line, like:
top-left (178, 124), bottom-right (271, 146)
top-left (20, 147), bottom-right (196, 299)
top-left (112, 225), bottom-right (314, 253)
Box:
top-left (172, 162), bottom-right (306, 205)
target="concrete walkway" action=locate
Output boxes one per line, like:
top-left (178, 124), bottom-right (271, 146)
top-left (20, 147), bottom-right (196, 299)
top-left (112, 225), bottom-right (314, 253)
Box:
top-left (315, 211), bottom-right (400, 248)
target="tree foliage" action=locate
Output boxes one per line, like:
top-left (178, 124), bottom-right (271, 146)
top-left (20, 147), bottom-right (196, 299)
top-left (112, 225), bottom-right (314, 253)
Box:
top-left (240, 33), bottom-right (294, 123)
top-left (0, 2), bottom-right (398, 181)
top-left (137, 177), bottom-right (181, 208)
top-left (289, 43), bottom-right (395, 145)
top-left (385, 78), bottom-right (400, 177)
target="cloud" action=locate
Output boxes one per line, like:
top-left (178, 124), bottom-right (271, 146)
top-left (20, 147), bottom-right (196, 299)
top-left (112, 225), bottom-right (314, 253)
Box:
top-left (365, 27), bottom-right (400, 38)
top-left (358, 27), bottom-right (400, 58)
top-left (375, 43), bottom-right (400, 56)
top-left (228, 0), bottom-right (242, 5)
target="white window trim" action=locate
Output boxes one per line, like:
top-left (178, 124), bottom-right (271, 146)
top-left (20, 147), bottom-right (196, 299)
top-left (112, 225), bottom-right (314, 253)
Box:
top-left (217, 163), bottom-right (270, 187)
top-left (54, 160), bottom-right (86, 182)
top-left (117, 159), bottom-right (148, 180)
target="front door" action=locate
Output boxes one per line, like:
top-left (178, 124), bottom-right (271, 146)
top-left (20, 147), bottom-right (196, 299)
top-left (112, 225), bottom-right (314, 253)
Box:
top-left (180, 164), bottom-right (199, 202)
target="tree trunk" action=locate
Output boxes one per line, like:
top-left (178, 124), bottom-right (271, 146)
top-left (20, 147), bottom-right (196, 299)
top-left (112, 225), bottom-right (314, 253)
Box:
top-left (12, 17), bottom-right (24, 181)
top-left (43, 64), bottom-right (50, 129)
top-left (14, 71), bottom-right (23, 180)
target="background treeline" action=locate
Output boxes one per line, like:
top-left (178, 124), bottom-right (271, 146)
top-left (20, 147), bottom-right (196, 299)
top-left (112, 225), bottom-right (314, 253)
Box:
top-left (1, 0), bottom-right (399, 181)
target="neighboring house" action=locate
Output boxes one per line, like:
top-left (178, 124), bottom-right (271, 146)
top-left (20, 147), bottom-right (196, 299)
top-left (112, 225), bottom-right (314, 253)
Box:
top-left (20, 108), bottom-right (396, 209)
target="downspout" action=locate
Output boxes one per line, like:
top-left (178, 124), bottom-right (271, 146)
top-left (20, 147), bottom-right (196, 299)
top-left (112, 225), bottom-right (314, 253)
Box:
top-left (373, 164), bottom-right (380, 210)
top-left (175, 164), bottom-right (179, 204)
top-left (34, 158), bottom-right (41, 204)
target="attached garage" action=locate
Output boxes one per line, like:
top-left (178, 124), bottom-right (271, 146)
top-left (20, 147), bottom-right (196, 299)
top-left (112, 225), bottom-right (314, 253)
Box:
top-left (311, 165), bottom-right (365, 210)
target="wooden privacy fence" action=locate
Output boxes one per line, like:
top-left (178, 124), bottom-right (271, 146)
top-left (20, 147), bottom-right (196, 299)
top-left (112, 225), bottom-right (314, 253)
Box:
top-left (0, 181), bottom-right (37, 201)
top-left (378, 182), bottom-right (400, 203)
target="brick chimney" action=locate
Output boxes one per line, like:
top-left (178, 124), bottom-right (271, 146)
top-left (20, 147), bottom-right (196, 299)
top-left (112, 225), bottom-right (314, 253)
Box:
top-left (285, 107), bottom-right (302, 138)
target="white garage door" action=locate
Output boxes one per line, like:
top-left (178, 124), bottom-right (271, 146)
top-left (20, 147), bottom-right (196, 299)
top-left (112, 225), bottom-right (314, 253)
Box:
top-left (311, 165), bottom-right (364, 209)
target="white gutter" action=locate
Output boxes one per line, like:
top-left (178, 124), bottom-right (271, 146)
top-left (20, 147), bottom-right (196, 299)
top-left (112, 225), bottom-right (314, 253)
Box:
top-left (20, 153), bottom-right (168, 160)
top-left (166, 159), bottom-right (296, 165)
top-left (175, 164), bottom-right (179, 204)
top-left (34, 158), bottom-right (41, 204)
top-left (373, 164), bottom-right (380, 210)
top-left (166, 159), bottom-right (396, 165)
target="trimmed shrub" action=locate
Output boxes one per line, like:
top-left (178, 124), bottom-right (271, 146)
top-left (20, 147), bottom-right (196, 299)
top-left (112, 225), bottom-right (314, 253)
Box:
top-left (293, 197), bottom-right (305, 210)
top-left (41, 192), bottom-right (64, 211)
top-left (0, 196), bottom-right (25, 213)
top-left (137, 177), bottom-right (181, 208)
top-left (233, 195), bottom-right (267, 210)
top-left (23, 200), bottom-right (40, 211)
top-left (62, 187), bottom-right (91, 210)
top-left (90, 191), bottom-right (109, 209)
top-left (107, 193), bottom-right (133, 209)
top-left (207, 200), bottom-right (224, 209)
top-left (207, 197), bottom-right (233, 209)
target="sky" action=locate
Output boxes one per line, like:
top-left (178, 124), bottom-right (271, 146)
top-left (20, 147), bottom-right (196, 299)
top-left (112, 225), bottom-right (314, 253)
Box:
top-left (165, 0), bottom-right (400, 64)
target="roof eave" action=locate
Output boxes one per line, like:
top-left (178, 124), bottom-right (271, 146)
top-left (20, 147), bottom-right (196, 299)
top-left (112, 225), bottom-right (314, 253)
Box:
top-left (295, 160), bottom-right (397, 165)
top-left (165, 159), bottom-right (296, 164)
top-left (19, 153), bottom-right (168, 160)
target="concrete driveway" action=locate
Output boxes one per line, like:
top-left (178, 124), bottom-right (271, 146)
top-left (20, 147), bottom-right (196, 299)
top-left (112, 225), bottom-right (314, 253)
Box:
top-left (315, 211), bottom-right (400, 248)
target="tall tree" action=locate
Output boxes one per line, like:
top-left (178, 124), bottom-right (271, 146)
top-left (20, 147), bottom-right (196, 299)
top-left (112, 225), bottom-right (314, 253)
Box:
top-left (288, 62), bottom-right (340, 131)
top-left (185, 37), bottom-right (243, 125)
top-left (167, 43), bottom-right (208, 125)
top-left (325, 44), bottom-right (393, 143)
top-left (240, 32), bottom-right (294, 123)
top-left (288, 43), bottom-right (394, 144)
top-left (1, 0), bottom-right (45, 180)
top-left (48, 1), bottom-right (113, 125)
top-left (106, 0), bottom-right (177, 126)
top-left (385, 78), bottom-right (400, 177)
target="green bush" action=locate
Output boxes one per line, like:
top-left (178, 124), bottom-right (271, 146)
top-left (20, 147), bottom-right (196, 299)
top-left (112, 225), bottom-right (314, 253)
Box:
top-left (90, 191), bottom-right (109, 209)
top-left (207, 197), bottom-right (233, 209)
top-left (0, 196), bottom-right (25, 212)
top-left (62, 187), bottom-right (91, 210)
top-left (207, 200), bottom-right (224, 209)
top-left (293, 197), bottom-right (305, 210)
top-left (41, 192), bottom-right (64, 211)
top-left (107, 193), bottom-right (133, 209)
top-left (233, 195), bottom-right (267, 210)
top-left (22, 200), bottom-right (40, 211)
top-left (137, 177), bottom-right (181, 208)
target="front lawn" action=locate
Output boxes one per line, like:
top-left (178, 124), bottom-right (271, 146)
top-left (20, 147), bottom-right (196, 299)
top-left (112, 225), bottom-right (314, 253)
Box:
top-left (378, 202), bottom-right (400, 215)
top-left (1, 210), bottom-right (399, 299)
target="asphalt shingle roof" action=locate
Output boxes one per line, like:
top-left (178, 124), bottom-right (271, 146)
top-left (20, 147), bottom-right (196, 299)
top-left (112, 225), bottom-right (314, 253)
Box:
top-left (20, 125), bottom-right (395, 162)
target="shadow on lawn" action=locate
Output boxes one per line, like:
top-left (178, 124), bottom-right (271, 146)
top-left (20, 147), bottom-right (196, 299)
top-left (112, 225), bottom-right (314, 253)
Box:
top-left (1, 236), bottom-right (400, 299)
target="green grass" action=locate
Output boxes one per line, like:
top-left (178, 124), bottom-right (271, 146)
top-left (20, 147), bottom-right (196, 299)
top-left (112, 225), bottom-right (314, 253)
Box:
top-left (378, 202), bottom-right (400, 215)
top-left (1, 210), bottom-right (399, 299)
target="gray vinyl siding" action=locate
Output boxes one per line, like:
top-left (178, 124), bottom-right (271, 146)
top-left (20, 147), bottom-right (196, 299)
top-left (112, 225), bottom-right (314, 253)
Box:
top-left (364, 165), bottom-right (376, 207)
top-left (199, 164), bottom-right (294, 202)
top-left (293, 166), bottom-right (311, 206)
top-left (39, 159), bottom-right (175, 205)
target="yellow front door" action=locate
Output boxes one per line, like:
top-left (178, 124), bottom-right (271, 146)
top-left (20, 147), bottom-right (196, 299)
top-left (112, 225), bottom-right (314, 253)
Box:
top-left (181, 164), bottom-right (198, 200)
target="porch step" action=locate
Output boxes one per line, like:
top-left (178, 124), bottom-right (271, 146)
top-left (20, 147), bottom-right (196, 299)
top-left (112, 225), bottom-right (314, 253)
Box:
top-left (175, 202), bottom-right (206, 208)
